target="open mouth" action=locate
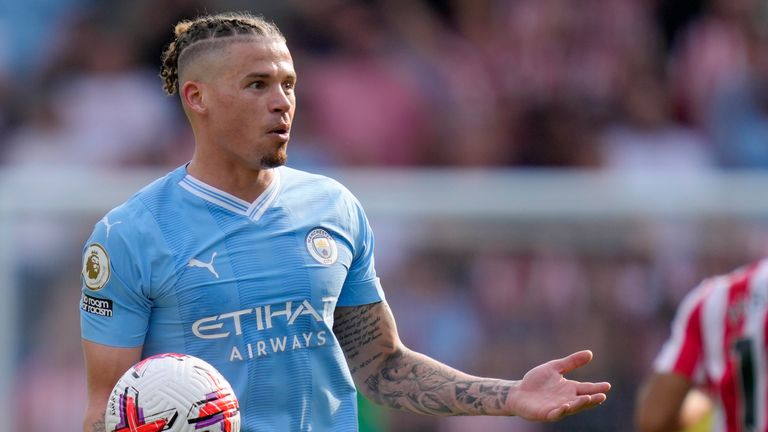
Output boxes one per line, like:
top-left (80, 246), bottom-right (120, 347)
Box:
top-left (268, 125), bottom-right (290, 139)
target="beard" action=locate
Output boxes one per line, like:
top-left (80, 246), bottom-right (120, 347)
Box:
top-left (260, 145), bottom-right (288, 168)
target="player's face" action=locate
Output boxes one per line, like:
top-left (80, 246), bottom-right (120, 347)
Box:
top-left (205, 39), bottom-right (296, 169)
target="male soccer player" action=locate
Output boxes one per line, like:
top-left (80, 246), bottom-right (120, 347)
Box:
top-left (80, 12), bottom-right (610, 432)
top-left (635, 260), bottom-right (768, 432)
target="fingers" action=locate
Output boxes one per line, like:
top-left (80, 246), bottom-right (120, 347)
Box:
top-left (552, 350), bottom-right (593, 374)
top-left (546, 393), bottom-right (608, 421)
top-left (575, 381), bottom-right (612, 395)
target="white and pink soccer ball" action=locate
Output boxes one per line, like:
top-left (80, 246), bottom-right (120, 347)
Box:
top-left (105, 353), bottom-right (240, 432)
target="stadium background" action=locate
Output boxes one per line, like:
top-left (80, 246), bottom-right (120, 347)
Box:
top-left (1, 0), bottom-right (768, 430)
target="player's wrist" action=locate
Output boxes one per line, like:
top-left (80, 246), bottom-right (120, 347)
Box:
top-left (457, 378), bottom-right (518, 416)
top-left (500, 379), bottom-right (523, 417)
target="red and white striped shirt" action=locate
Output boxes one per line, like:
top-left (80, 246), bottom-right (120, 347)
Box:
top-left (655, 260), bottom-right (768, 432)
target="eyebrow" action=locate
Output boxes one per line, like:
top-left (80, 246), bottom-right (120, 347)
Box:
top-left (244, 72), bottom-right (296, 80)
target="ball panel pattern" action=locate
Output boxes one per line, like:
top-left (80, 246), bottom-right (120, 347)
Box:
top-left (105, 353), bottom-right (240, 432)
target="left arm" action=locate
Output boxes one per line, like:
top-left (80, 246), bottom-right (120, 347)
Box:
top-left (333, 301), bottom-right (610, 421)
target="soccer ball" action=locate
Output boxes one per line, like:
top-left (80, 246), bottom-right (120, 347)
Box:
top-left (105, 353), bottom-right (240, 432)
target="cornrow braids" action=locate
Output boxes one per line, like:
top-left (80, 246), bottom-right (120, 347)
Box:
top-left (160, 11), bottom-right (285, 95)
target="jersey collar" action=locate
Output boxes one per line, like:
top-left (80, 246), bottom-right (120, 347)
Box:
top-left (178, 167), bottom-right (282, 222)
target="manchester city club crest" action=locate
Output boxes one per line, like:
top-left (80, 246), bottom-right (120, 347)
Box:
top-left (82, 243), bottom-right (110, 290)
top-left (305, 228), bottom-right (338, 265)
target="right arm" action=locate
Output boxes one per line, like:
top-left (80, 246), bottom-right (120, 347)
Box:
top-left (636, 276), bottom-right (715, 432)
top-left (80, 210), bottom-right (154, 431)
top-left (634, 372), bottom-right (692, 432)
top-left (82, 340), bottom-right (142, 432)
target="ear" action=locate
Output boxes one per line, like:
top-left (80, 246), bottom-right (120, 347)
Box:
top-left (180, 80), bottom-right (206, 114)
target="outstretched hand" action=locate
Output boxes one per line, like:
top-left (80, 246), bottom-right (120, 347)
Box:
top-left (507, 350), bottom-right (611, 421)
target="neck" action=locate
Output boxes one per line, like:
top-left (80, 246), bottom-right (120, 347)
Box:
top-left (187, 156), bottom-right (275, 203)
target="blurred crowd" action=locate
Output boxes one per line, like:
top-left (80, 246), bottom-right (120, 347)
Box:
top-left (1, 0), bottom-right (767, 170)
top-left (5, 0), bottom-right (768, 431)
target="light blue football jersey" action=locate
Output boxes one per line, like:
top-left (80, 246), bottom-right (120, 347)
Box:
top-left (80, 165), bottom-right (385, 431)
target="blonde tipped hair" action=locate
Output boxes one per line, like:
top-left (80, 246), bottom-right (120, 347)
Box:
top-left (160, 11), bottom-right (285, 95)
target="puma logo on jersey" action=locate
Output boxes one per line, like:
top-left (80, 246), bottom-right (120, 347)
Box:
top-left (101, 215), bottom-right (122, 238)
top-left (188, 252), bottom-right (219, 278)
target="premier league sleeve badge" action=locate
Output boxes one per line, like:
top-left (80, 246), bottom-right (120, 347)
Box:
top-left (82, 243), bottom-right (111, 290)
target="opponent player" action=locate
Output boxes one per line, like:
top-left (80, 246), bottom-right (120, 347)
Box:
top-left (80, 12), bottom-right (610, 432)
top-left (635, 260), bottom-right (768, 432)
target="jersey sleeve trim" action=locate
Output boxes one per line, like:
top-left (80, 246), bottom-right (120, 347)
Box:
top-left (337, 277), bottom-right (385, 306)
top-left (80, 323), bottom-right (150, 349)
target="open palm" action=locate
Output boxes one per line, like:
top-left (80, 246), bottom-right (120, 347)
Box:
top-left (507, 350), bottom-right (611, 421)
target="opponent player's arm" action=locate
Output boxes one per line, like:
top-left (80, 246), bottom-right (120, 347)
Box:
top-left (634, 372), bottom-right (696, 432)
top-left (333, 300), bottom-right (609, 420)
top-left (82, 340), bottom-right (143, 432)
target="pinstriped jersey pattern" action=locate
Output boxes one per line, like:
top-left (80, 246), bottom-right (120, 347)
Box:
top-left (655, 260), bottom-right (768, 432)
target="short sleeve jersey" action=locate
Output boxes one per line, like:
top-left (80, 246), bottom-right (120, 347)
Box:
top-left (80, 165), bottom-right (385, 432)
top-left (654, 260), bottom-right (768, 432)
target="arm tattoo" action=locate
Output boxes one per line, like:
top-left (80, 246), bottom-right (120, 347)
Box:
top-left (334, 303), bottom-right (511, 416)
top-left (367, 350), bottom-right (511, 416)
top-left (90, 420), bottom-right (106, 432)
top-left (333, 303), bottom-right (385, 375)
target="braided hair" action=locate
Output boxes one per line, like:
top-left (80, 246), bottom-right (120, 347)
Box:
top-left (160, 12), bottom-right (285, 95)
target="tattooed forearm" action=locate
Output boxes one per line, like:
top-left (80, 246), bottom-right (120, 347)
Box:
top-left (365, 349), bottom-right (512, 416)
top-left (90, 420), bottom-right (106, 432)
top-left (334, 302), bottom-right (511, 416)
top-left (454, 381), bottom-right (511, 414)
